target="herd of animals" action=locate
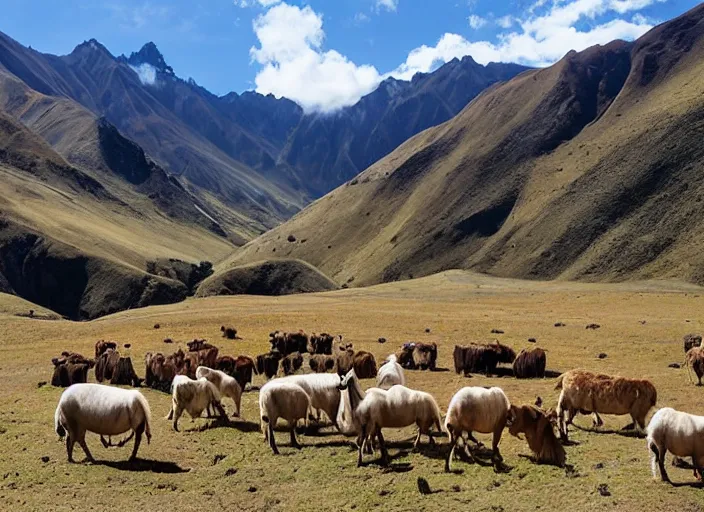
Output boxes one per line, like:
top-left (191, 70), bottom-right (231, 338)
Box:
top-left (51, 328), bottom-right (704, 485)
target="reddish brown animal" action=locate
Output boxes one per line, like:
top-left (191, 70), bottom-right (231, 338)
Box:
top-left (310, 354), bottom-right (335, 373)
top-left (51, 353), bottom-right (93, 387)
top-left (95, 348), bottom-right (121, 382)
top-left (256, 351), bottom-right (283, 380)
top-left (233, 355), bottom-right (255, 390)
top-left (352, 351), bottom-right (377, 379)
top-left (145, 349), bottom-right (190, 392)
top-left (453, 342), bottom-right (517, 376)
top-left (513, 348), bottom-right (547, 379)
top-left (507, 405), bottom-right (565, 467)
top-left (335, 346), bottom-right (355, 375)
top-left (309, 333), bottom-right (336, 355)
top-left (94, 340), bottom-right (117, 359)
top-left (280, 352), bottom-right (304, 376)
top-left (685, 346), bottom-right (704, 386)
top-left (555, 369), bottom-right (657, 440)
top-left (221, 326), bottom-right (238, 340)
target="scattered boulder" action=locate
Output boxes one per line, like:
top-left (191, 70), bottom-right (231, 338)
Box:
top-left (669, 363), bottom-right (681, 369)
top-left (491, 329), bottom-right (505, 334)
top-left (586, 323), bottom-right (601, 330)
top-left (378, 337), bottom-right (387, 344)
top-left (528, 338), bottom-right (537, 343)
top-left (154, 323), bottom-right (161, 329)
top-left (597, 353), bottom-right (608, 359)
top-left (597, 484), bottom-right (611, 497)
top-left (163, 338), bottom-right (173, 344)
top-left (40, 456), bottom-right (49, 463)
top-left (425, 328), bottom-right (431, 333)
top-left (554, 322), bottom-right (566, 327)
top-left (287, 235), bottom-right (296, 242)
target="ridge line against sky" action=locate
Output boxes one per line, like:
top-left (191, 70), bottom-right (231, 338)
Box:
top-left (1, 0), bottom-right (699, 113)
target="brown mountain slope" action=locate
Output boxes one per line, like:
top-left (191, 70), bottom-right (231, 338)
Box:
top-left (222, 5), bottom-right (704, 288)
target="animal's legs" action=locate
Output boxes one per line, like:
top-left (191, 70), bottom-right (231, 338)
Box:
top-left (358, 424), bottom-right (367, 467)
top-left (377, 429), bottom-right (389, 466)
top-left (66, 434), bottom-right (75, 463)
top-left (650, 442), bottom-right (670, 483)
top-left (290, 425), bottom-right (302, 450)
top-left (491, 424), bottom-right (504, 465)
top-left (268, 421), bottom-right (279, 455)
top-left (129, 422), bottom-right (145, 462)
top-left (77, 430), bottom-right (95, 463)
top-left (445, 427), bottom-right (458, 473)
top-left (172, 405), bottom-right (184, 432)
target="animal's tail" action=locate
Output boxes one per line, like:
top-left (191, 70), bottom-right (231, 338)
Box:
top-left (554, 373), bottom-right (565, 390)
top-left (54, 405), bottom-right (66, 438)
top-left (135, 391), bottom-right (152, 443)
top-left (431, 399), bottom-right (446, 435)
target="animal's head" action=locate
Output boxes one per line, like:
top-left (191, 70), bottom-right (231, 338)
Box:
top-left (337, 369), bottom-right (358, 390)
top-left (506, 405), bottom-right (537, 438)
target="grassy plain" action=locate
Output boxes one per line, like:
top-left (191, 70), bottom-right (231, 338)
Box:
top-left (1, 271), bottom-right (704, 511)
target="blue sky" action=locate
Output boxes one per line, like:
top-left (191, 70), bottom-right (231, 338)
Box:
top-left (1, 0), bottom-right (699, 112)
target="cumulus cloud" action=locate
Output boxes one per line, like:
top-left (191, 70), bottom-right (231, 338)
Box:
top-left (391, 0), bottom-right (660, 79)
top-left (250, 0), bottom-right (663, 112)
top-left (250, 3), bottom-right (382, 112)
top-left (468, 15), bottom-right (487, 29)
top-left (234, 0), bottom-right (281, 7)
top-left (130, 63), bottom-right (158, 86)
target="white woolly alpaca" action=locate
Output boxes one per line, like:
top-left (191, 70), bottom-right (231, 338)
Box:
top-left (444, 386), bottom-right (510, 472)
top-left (339, 369), bottom-right (443, 466)
top-left (167, 375), bottom-right (227, 431)
top-left (376, 354), bottom-right (405, 390)
top-left (196, 366), bottom-right (243, 418)
top-left (259, 380), bottom-right (312, 454)
top-left (54, 383), bottom-right (151, 463)
top-left (277, 374), bottom-right (342, 426)
top-left (647, 407), bottom-right (704, 483)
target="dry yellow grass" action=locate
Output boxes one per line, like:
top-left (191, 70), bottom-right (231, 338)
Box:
top-left (2, 272), bottom-right (704, 511)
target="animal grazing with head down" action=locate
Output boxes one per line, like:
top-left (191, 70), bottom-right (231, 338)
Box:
top-left (145, 350), bottom-right (190, 392)
top-left (339, 369), bottom-right (443, 466)
top-left (184, 340), bottom-right (219, 377)
top-left (444, 386), bottom-right (511, 472)
top-left (51, 353), bottom-right (94, 388)
top-left (506, 405), bottom-right (565, 467)
top-left (513, 348), bottom-right (547, 379)
top-left (555, 369), bottom-right (657, 441)
top-left (196, 366), bottom-right (243, 418)
top-left (412, 343), bottom-right (437, 370)
top-left (277, 373), bottom-right (343, 427)
top-left (309, 333), bottom-right (336, 355)
top-left (54, 383), bottom-right (151, 463)
top-left (647, 407), bottom-right (704, 484)
top-left (453, 342), bottom-right (516, 376)
top-left (167, 375), bottom-right (228, 431)
top-left (259, 380), bottom-right (311, 454)
top-left (256, 351), bottom-right (283, 380)
top-left (376, 354), bottom-right (405, 390)
top-left (94, 340), bottom-right (118, 359)
top-left (352, 351), bottom-right (377, 379)
top-left (270, 330), bottom-right (309, 356)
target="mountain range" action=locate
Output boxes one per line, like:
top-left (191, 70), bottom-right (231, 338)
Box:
top-left (0, 27), bottom-right (527, 317)
top-left (222, 4), bottom-right (704, 290)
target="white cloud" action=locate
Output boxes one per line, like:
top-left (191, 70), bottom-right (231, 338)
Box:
top-left (392, 0), bottom-right (660, 79)
top-left (354, 12), bottom-right (371, 24)
top-left (130, 63), bottom-right (158, 85)
top-left (468, 14), bottom-right (487, 29)
top-left (250, 0), bottom-right (663, 112)
top-left (250, 3), bottom-right (382, 113)
top-left (376, 0), bottom-right (398, 12)
top-left (497, 15), bottom-right (514, 28)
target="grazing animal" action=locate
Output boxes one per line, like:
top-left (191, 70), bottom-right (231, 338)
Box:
top-left (685, 346), bottom-right (704, 386)
top-left (335, 346), bottom-right (355, 375)
top-left (683, 333), bottom-right (703, 354)
top-left (54, 383), bottom-right (151, 462)
top-left (233, 355), bottom-right (255, 390)
top-left (339, 370), bottom-right (443, 466)
top-left (397, 343), bottom-right (416, 369)
top-left (352, 351), bottom-right (377, 379)
top-left (167, 375), bottom-right (227, 431)
top-left (412, 342), bottom-right (437, 370)
top-left (647, 407), bottom-right (704, 483)
top-left (52, 362), bottom-right (91, 388)
top-left (278, 374), bottom-right (343, 426)
top-left (216, 355), bottom-right (237, 375)
top-left (444, 386), bottom-right (511, 472)
top-left (376, 354), bottom-right (405, 390)
top-left (309, 354), bottom-right (335, 373)
top-left (184, 340), bottom-right (219, 376)
top-left (259, 380), bottom-right (311, 454)
top-left (270, 330), bottom-right (309, 355)
top-left (280, 351), bottom-right (304, 376)
top-left (513, 348), bottom-right (547, 379)
top-left (95, 348), bottom-right (121, 383)
top-left (95, 340), bottom-right (118, 359)
top-left (109, 356), bottom-right (142, 387)
top-left (506, 405), bottom-right (565, 467)
top-left (196, 366), bottom-right (242, 417)
top-left (453, 343), bottom-right (516, 376)
top-left (309, 333), bottom-right (335, 355)
top-left (145, 350), bottom-right (189, 392)
top-left (256, 351), bottom-right (283, 380)
top-left (555, 369), bottom-right (657, 440)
